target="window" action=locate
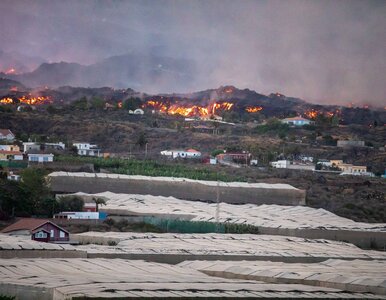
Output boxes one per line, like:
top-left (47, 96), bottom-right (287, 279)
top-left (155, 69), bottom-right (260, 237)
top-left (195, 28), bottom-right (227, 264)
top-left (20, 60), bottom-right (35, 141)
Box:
top-left (59, 231), bottom-right (65, 238)
top-left (50, 229), bottom-right (55, 238)
top-left (43, 156), bottom-right (49, 162)
top-left (35, 231), bottom-right (47, 238)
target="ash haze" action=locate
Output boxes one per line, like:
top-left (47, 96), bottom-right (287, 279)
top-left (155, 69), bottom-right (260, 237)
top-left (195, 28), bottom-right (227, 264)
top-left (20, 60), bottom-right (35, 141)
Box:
top-left (0, 0), bottom-right (385, 106)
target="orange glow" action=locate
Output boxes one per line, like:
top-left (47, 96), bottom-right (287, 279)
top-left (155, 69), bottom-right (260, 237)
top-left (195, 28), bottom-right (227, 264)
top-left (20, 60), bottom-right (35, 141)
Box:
top-left (0, 97), bottom-right (13, 104)
top-left (18, 95), bottom-right (52, 105)
top-left (9, 86), bottom-right (18, 92)
top-left (117, 101), bottom-right (123, 108)
top-left (0, 95), bottom-right (52, 105)
top-left (304, 109), bottom-right (319, 119)
top-left (245, 106), bottom-right (263, 113)
top-left (224, 87), bottom-right (234, 94)
top-left (143, 100), bottom-right (234, 117)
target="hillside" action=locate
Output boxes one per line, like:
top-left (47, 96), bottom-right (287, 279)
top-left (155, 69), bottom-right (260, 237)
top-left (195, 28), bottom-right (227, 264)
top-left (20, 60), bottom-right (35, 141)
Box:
top-left (4, 53), bottom-right (196, 91)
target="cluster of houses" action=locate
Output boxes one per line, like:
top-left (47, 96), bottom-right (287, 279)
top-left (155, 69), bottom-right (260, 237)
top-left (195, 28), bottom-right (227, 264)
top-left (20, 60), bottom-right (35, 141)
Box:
top-left (270, 158), bottom-right (373, 176)
top-left (0, 128), bottom-right (106, 167)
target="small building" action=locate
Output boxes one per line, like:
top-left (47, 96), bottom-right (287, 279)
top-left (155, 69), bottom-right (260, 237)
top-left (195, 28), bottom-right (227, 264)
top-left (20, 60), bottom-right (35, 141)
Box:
top-left (337, 140), bottom-right (365, 148)
top-left (0, 150), bottom-right (24, 161)
top-left (281, 117), bottom-right (313, 126)
top-left (23, 142), bottom-right (65, 153)
top-left (1, 218), bottom-right (69, 243)
top-left (7, 172), bottom-right (21, 181)
top-left (0, 129), bottom-right (15, 141)
top-left (73, 143), bottom-right (101, 157)
top-left (28, 153), bottom-right (54, 163)
top-left (0, 144), bottom-right (20, 152)
top-left (84, 202), bottom-right (97, 212)
top-left (271, 160), bottom-right (290, 169)
top-left (217, 152), bottom-right (251, 164)
top-left (54, 211), bottom-right (107, 220)
top-left (160, 149), bottom-right (201, 159)
top-left (22, 142), bottom-right (41, 153)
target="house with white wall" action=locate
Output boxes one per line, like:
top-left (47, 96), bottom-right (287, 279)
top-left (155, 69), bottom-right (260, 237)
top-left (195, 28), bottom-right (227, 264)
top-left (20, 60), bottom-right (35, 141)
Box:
top-left (160, 148), bottom-right (201, 159)
top-left (28, 153), bottom-right (54, 163)
top-left (73, 143), bottom-right (101, 157)
top-left (281, 117), bottom-right (313, 126)
top-left (0, 129), bottom-right (15, 141)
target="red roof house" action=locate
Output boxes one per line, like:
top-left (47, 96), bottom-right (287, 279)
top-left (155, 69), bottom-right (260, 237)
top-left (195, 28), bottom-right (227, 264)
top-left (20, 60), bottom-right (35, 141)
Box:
top-left (1, 218), bottom-right (70, 243)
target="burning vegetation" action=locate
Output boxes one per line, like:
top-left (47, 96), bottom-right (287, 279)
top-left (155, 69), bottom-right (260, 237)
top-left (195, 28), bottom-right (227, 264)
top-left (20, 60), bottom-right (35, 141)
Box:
top-left (143, 100), bottom-right (244, 118)
top-left (0, 94), bottom-right (52, 105)
top-left (245, 106), bottom-right (263, 113)
top-left (303, 109), bottom-right (341, 120)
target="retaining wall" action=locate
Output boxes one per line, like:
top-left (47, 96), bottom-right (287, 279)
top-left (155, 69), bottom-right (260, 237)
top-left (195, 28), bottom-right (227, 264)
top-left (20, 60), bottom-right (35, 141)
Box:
top-left (49, 174), bottom-right (306, 206)
top-left (0, 250), bottom-right (87, 259)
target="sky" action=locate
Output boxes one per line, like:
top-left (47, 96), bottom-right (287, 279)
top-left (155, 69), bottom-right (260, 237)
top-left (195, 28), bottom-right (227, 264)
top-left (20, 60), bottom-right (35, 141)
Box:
top-left (0, 0), bottom-right (385, 105)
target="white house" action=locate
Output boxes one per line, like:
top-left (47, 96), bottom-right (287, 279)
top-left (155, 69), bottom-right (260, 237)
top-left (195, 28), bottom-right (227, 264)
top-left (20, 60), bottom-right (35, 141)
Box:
top-left (160, 149), bottom-right (201, 159)
top-left (0, 129), bottom-right (15, 141)
top-left (271, 160), bottom-right (290, 168)
top-left (23, 142), bottom-right (65, 153)
top-left (73, 143), bottom-right (101, 157)
top-left (28, 153), bottom-right (54, 163)
top-left (281, 117), bottom-right (313, 126)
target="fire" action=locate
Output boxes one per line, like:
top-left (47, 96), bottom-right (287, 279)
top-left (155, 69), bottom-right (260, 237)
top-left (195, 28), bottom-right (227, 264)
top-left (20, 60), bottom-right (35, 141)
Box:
top-left (0, 95), bottom-right (52, 105)
top-left (143, 100), bottom-right (234, 117)
top-left (304, 109), bottom-right (319, 119)
top-left (117, 101), bottom-right (123, 108)
top-left (0, 97), bottom-right (13, 104)
top-left (9, 86), bottom-right (18, 92)
top-left (245, 106), bottom-right (263, 113)
top-left (18, 95), bottom-right (52, 105)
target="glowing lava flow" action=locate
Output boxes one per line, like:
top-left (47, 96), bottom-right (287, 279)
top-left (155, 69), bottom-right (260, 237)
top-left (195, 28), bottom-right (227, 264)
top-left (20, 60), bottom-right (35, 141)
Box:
top-left (143, 100), bottom-right (234, 117)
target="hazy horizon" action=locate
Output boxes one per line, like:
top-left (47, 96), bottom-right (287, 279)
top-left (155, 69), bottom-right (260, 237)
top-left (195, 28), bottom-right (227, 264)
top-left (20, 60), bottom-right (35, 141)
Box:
top-left (0, 0), bottom-right (385, 106)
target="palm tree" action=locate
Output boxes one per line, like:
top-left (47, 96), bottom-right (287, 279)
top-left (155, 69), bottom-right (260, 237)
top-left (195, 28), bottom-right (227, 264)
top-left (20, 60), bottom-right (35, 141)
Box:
top-left (92, 197), bottom-right (106, 212)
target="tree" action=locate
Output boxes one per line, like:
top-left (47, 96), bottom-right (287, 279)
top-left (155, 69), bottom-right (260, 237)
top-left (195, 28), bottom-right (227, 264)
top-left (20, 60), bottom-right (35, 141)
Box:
top-left (20, 168), bottom-right (50, 215)
top-left (123, 97), bottom-right (142, 110)
top-left (92, 197), bottom-right (106, 212)
top-left (90, 96), bottom-right (105, 110)
top-left (71, 97), bottom-right (89, 110)
top-left (57, 196), bottom-right (84, 212)
top-left (136, 132), bottom-right (148, 148)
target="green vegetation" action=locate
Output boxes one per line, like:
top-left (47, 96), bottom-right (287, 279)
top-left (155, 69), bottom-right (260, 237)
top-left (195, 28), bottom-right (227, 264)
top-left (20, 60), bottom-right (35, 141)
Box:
top-left (0, 167), bottom-right (65, 219)
top-left (0, 295), bottom-right (16, 300)
top-left (57, 195), bottom-right (84, 212)
top-left (123, 97), bottom-right (141, 110)
top-left (254, 118), bottom-right (289, 138)
top-left (56, 155), bottom-right (244, 182)
top-left (143, 217), bottom-right (259, 234)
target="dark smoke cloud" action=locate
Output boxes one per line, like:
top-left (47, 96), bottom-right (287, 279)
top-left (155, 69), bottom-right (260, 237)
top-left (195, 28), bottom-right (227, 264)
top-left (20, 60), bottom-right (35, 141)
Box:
top-left (0, 0), bottom-right (385, 105)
